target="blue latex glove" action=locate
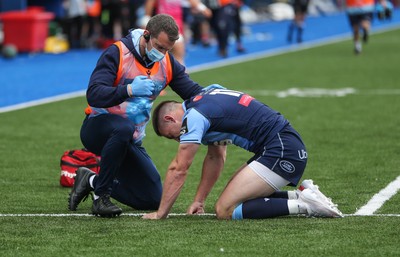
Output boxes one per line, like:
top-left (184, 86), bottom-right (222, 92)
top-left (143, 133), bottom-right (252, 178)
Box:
top-left (129, 75), bottom-right (155, 97)
top-left (202, 84), bottom-right (226, 91)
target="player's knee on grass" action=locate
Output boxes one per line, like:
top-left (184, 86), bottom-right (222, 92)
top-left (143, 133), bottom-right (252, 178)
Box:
top-left (214, 200), bottom-right (235, 220)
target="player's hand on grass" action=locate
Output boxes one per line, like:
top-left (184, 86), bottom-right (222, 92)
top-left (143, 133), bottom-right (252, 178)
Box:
top-left (187, 201), bottom-right (205, 215)
top-left (142, 212), bottom-right (162, 220)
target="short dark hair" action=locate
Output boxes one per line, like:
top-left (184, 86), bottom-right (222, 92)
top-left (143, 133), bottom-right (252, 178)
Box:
top-left (146, 14), bottom-right (180, 41)
top-left (152, 100), bottom-right (179, 136)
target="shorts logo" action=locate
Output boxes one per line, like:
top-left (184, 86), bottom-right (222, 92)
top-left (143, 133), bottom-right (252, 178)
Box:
top-left (298, 149), bottom-right (308, 159)
top-left (279, 160), bottom-right (295, 173)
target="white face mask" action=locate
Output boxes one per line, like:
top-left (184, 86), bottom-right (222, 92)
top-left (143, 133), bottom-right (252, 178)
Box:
top-left (145, 37), bottom-right (165, 62)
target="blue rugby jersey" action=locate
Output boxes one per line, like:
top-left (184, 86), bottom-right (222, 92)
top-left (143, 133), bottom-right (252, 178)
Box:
top-left (180, 88), bottom-right (290, 152)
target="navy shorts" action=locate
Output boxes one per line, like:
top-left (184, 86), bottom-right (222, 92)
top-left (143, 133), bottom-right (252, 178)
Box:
top-left (247, 125), bottom-right (307, 186)
top-left (348, 12), bottom-right (373, 26)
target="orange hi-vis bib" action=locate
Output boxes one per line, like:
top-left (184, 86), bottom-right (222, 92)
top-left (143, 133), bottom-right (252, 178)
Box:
top-left (85, 41), bottom-right (173, 142)
top-left (346, 0), bottom-right (374, 13)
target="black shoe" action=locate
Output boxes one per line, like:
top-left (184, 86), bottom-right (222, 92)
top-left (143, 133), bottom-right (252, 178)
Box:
top-left (362, 29), bottom-right (369, 43)
top-left (92, 194), bottom-right (122, 218)
top-left (202, 40), bottom-right (210, 47)
top-left (68, 167), bottom-right (95, 211)
top-left (236, 43), bottom-right (245, 53)
top-left (297, 37), bottom-right (303, 44)
top-left (218, 49), bottom-right (227, 58)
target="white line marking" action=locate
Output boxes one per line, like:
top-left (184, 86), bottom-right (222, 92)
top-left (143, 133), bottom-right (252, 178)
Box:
top-left (354, 176), bottom-right (400, 216)
top-left (243, 88), bottom-right (400, 97)
top-left (360, 89), bottom-right (400, 95)
top-left (0, 213), bottom-right (399, 217)
top-left (244, 88), bottom-right (357, 98)
top-left (346, 214), bottom-right (400, 217)
top-left (0, 90), bottom-right (86, 113)
top-left (2, 87), bottom-right (399, 113)
top-left (5, 85), bottom-right (395, 113)
top-left (0, 213), bottom-right (215, 217)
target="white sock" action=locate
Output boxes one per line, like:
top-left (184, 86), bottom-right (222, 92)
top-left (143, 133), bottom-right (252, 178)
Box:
top-left (355, 41), bottom-right (362, 51)
top-left (89, 175), bottom-right (95, 189)
top-left (287, 200), bottom-right (308, 214)
top-left (89, 175), bottom-right (99, 200)
top-left (288, 191), bottom-right (299, 200)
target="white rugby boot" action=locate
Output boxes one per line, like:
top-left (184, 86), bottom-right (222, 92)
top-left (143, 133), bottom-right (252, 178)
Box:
top-left (298, 179), bottom-right (335, 206)
top-left (298, 179), bottom-right (343, 217)
top-left (299, 188), bottom-right (344, 218)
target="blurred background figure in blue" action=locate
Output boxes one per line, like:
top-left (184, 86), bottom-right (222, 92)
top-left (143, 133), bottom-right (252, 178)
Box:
top-left (375, 0), bottom-right (393, 20)
top-left (286, 0), bottom-right (310, 43)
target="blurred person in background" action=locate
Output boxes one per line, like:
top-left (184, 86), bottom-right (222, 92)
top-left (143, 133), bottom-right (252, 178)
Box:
top-left (101, 0), bottom-right (131, 41)
top-left (141, 0), bottom-right (211, 65)
top-left (345, 0), bottom-right (374, 54)
top-left (128, 0), bottom-right (146, 28)
top-left (68, 14), bottom-right (214, 217)
top-left (233, 0), bottom-right (245, 52)
top-left (189, 0), bottom-right (212, 47)
top-left (287, 0), bottom-right (310, 44)
top-left (207, 0), bottom-right (241, 57)
top-left (375, 0), bottom-right (393, 21)
top-left (82, 0), bottom-right (102, 48)
top-left (63, 0), bottom-right (88, 48)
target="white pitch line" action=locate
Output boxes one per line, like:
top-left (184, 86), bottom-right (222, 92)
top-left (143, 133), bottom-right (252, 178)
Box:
top-left (354, 175), bottom-right (400, 216)
top-left (0, 90), bottom-right (86, 113)
top-left (3, 87), bottom-right (399, 114)
top-left (244, 88), bottom-right (400, 97)
top-left (0, 213), bottom-right (216, 217)
top-left (346, 214), bottom-right (400, 217)
top-left (1, 213), bottom-right (400, 217)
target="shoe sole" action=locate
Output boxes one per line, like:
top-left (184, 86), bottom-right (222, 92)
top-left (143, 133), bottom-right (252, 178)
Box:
top-left (309, 202), bottom-right (343, 218)
top-left (92, 211), bottom-right (122, 218)
top-left (92, 213), bottom-right (121, 218)
top-left (68, 194), bottom-right (77, 211)
top-left (310, 189), bottom-right (343, 217)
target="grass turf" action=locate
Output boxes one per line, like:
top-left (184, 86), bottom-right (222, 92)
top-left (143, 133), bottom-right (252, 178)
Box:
top-left (0, 29), bottom-right (399, 256)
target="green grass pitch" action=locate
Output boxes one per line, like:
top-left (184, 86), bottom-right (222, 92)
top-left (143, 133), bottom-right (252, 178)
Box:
top-left (0, 29), bottom-right (399, 256)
